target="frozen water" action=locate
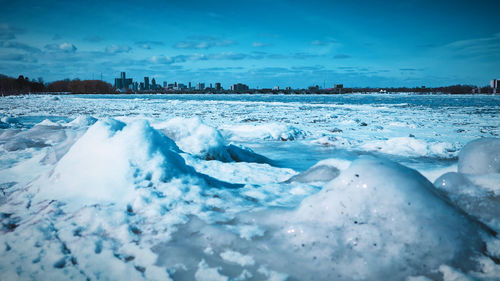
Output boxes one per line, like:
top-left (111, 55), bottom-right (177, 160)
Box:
top-left (458, 138), bottom-right (500, 175)
top-left (0, 93), bottom-right (499, 280)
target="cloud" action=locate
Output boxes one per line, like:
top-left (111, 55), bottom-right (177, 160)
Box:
top-left (173, 37), bottom-right (236, 49)
top-left (1, 41), bottom-right (41, 53)
top-left (334, 54), bottom-right (351, 59)
top-left (209, 52), bottom-right (247, 60)
top-left (150, 55), bottom-right (190, 64)
top-left (252, 42), bottom-right (271, 47)
top-left (400, 68), bottom-right (423, 71)
top-left (83, 35), bottom-right (103, 42)
top-left (45, 42), bottom-right (77, 53)
top-left (0, 24), bottom-right (23, 40)
top-left (105, 45), bottom-right (131, 54)
top-left (442, 32), bottom-right (500, 58)
top-left (311, 38), bottom-right (337, 46)
top-left (0, 53), bottom-right (37, 63)
top-left (135, 40), bottom-right (164, 49)
top-left (291, 66), bottom-right (325, 71)
top-left (292, 52), bottom-right (320, 59)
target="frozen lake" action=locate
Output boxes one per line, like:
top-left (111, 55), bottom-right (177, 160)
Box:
top-left (0, 93), bottom-right (499, 280)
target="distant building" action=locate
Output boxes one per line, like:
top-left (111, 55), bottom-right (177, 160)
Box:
top-left (492, 79), bottom-right (500, 94)
top-left (230, 83), bottom-right (249, 91)
top-left (334, 84), bottom-right (343, 89)
top-left (144, 77), bottom-right (150, 90)
top-left (163, 81), bottom-right (168, 88)
top-left (273, 86), bottom-right (279, 90)
top-left (197, 83), bottom-right (205, 90)
top-left (114, 72), bottom-right (133, 90)
top-left (215, 82), bottom-right (222, 91)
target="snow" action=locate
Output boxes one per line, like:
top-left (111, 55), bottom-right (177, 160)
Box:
top-left (434, 137), bottom-right (500, 233)
top-left (458, 137), bottom-right (500, 175)
top-left (0, 94), bottom-right (499, 281)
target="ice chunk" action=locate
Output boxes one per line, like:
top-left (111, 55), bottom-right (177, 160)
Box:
top-left (458, 138), bottom-right (500, 175)
top-left (361, 137), bottom-right (457, 158)
top-left (220, 250), bottom-right (255, 266)
top-left (284, 165), bottom-right (340, 183)
top-left (226, 144), bottom-right (271, 164)
top-left (222, 123), bottom-right (307, 141)
top-left (2, 124), bottom-right (67, 151)
top-left (65, 115), bottom-right (98, 127)
top-left (156, 117), bottom-right (232, 162)
top-left (434, 172), bottom-right (500, 233)
top-left (270, 156), bottom-right (488, 280)
top-left (36, 118), bottom-right (194, 206)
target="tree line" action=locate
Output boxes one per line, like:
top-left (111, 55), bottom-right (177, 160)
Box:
top-left (0, 74), bottom-right (114, 96)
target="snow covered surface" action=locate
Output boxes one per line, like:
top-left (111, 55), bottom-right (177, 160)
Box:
top-left (0, 93), bottom-right (499, 281)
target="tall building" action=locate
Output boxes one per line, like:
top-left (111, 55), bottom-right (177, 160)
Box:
top-left (114, 72), bottom-right (132, 90)
top-left (197, 83), bottom-right (205, 90)
top-left (491, 79), bottom-right (500, 94)
top-left (215, 82), bottom-right (222, 91)
top-left (189, 82), bottom-right (192, 89)
top-left (144, 77), bottom-right (150, 90)
top-left (230, 83), bottom-right (249, 91)
top-left (491, 79), bottom-right (499, 88)
top-left (151, 78), bottom-right (157, 89)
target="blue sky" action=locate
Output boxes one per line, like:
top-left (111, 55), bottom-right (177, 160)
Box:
top-left (0, 0), bottom-right (499, 88)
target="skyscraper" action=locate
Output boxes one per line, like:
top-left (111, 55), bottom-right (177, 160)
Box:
top-left (114, 72), bottom-right (132, 90)
top-left (144, 77), bottom-right (150, 90)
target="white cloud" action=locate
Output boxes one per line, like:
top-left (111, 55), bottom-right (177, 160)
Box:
top-left (105, 45), bottom-right (131, 54)
top-left (45, 42), bottom-right (77, 53)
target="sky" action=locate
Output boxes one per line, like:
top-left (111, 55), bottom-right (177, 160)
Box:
top-left (0, 0), bottom-right (499, 88)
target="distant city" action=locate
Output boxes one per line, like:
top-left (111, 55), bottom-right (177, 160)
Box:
top-left (1, 72), bottom-right (499, 95)
top-left (113, 71), bottom-right (500, 94)
top-left (115, 71), bottom-right (250, 92)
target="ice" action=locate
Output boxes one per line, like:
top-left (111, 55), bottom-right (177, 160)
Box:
top-left (1, 94), bottom-right (499, 281)
top-left (155, 117), bottom-right (232, 162)
top-left (284, 164), bottom-right (340, 183)
top-left (65, 115), bottom-right (98, 127)
top-left (362, 137), bottom-right (458, 158)
top-left (221, 123), bottom-right (307, 141)
top-left (34, 118), bottom-right (199, 206)
top-left (434, 138), bottom-right (500, 233)
top-left (271, 156), bottom-right (490, 280)
top-left (154, 117), bottom-right (270, 164)
top-left (458, 138), bottom-right (500, 175)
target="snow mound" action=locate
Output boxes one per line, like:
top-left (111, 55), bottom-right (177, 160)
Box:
top-left (361, 137), bottom-right (458, 158)
top-left (2, 123), bottom-right (67, 151)
top-left (434, 138), bottom-right (500, 233)
top-left (222, 123), bottom-right (307, 141)
top-left (65, 115), bottom-right (98, 127)
top-left (458, 138), bottom-right (500, 175)
top-left (155, 117), bottom-right (271, 164)
top-left (156, 117), bottom-right (232, 162)
top-left (284, 164), bottom-right (340, 183)
top-left (37, 118), bottom-right (195, 205)
top-left (270, 156), bottom-right (488, 280)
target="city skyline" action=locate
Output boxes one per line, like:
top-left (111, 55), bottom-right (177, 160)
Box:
top-left (0, 0), bottom-right (499, 88)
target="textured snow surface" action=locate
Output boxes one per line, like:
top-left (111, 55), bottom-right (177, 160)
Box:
top-left (0, 94), bottom-right (499, 281)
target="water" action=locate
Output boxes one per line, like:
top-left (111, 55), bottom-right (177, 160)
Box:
top-left (0, 93), bottom-right (499, 281)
